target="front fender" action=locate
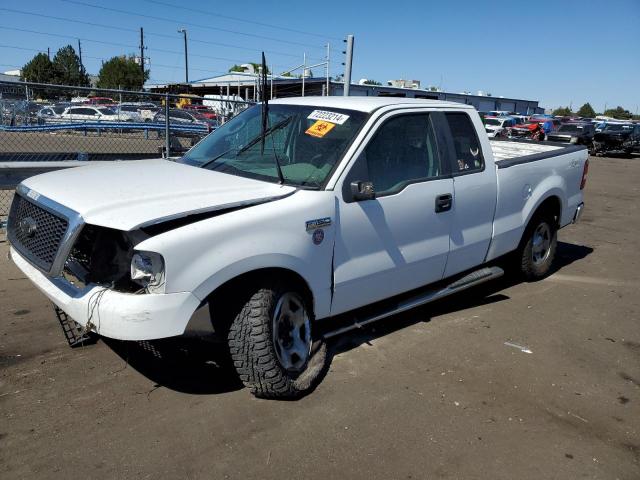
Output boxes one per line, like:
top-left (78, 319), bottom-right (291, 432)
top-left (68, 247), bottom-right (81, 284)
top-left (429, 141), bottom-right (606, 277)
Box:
top-left (191, 253), bottom-right (331, 318)
top-left (135, 190), bottom-right (336, 319)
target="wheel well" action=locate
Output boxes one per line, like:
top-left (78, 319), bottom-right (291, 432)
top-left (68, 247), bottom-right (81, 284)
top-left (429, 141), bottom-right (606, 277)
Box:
top-left (207, 268), bottom-right (315, 332)
top-left (516, 196), bottom-right (561, 251)
top-left (532, 196), bottom-right (561, 227)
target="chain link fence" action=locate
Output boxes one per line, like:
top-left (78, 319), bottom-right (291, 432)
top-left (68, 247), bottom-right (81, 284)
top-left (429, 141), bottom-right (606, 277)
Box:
top-left (0, 80), bottom-right (253, 230)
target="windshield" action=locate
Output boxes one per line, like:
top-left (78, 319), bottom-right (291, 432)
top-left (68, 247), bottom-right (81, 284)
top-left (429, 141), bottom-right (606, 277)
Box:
top-left (485, 118), bottom-right (501, 126)
top-left (98, 108), bottom-right (115, 114)
top-left (179, 104), bottom-right (368, 188)
top-left (603, 124), bottom-right (631, 131)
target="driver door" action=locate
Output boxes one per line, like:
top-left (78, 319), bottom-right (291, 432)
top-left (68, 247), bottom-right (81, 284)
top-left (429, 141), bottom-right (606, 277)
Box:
top-left (331, 111), bottom-right (453, 315)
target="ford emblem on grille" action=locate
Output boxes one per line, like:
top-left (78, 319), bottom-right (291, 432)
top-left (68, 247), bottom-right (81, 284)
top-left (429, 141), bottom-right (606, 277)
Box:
top-left (19, 216), bottom-right (38, 238)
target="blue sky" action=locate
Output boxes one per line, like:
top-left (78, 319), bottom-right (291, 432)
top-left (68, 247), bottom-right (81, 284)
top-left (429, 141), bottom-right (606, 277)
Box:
top-left (1, 0), bottom-right (638, 112)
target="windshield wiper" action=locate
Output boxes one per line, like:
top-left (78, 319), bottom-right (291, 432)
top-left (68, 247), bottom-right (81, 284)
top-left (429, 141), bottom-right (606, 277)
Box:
top-left (199, 147), bottom-right (235, 170)
top-left (236, 116), bottom-right (292, 156)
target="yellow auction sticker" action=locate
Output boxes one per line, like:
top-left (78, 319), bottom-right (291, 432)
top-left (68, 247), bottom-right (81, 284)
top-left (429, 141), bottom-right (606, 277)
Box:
top-left (305, 120), bottom-right (336, 138)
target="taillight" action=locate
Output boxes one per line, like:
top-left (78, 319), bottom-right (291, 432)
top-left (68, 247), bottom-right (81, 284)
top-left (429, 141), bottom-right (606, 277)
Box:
top-left (580, 159), bottom-right (589, 190)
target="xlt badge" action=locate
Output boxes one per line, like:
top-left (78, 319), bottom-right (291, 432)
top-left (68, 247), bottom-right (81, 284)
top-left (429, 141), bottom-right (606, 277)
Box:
top-left (306, 217), bottom-right (331, 231)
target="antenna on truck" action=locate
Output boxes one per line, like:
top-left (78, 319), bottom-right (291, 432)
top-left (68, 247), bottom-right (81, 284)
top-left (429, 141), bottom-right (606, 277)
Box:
top-left (260, 52), bottom-right (285, 184)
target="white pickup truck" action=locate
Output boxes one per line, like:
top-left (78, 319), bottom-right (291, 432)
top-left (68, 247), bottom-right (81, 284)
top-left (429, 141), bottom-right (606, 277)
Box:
top-left (7, 97), bottom-right (589, 398)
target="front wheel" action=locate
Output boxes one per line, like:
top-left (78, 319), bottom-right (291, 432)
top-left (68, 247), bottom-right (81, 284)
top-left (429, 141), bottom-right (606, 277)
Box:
top-left (228, 284), bottom-right (327, 399)
top-left (517, 215), bottom-right (558, 281)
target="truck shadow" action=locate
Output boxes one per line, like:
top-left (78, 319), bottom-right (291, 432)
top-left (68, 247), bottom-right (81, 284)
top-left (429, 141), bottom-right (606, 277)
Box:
top-left (102, 336), bottom-right (243, 395)
top-left (100, 241), bottom-right (592, 397)
top-left (326, 241), bottom-right (594, 358)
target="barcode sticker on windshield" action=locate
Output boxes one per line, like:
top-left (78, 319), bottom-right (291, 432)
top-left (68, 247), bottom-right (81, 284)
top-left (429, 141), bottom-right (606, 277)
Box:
top-left (307, 110), bottom-right (349, 125)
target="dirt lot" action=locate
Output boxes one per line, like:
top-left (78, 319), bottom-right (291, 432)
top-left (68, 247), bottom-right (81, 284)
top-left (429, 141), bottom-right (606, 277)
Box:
top-left (1, 156), bottom-right (638, 479)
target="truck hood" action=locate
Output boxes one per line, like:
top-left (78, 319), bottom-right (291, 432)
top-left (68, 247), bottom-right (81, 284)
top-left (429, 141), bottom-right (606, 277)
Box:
top-left (22, 159), bottom-right (296, 230)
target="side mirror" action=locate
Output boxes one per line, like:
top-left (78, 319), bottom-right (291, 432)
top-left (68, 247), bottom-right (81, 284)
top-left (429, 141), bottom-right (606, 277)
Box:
top-left (350, 181), bottom-right (375, 201)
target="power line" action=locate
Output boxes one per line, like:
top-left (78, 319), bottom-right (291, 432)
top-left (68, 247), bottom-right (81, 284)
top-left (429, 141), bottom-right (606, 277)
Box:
top-left (0, 24), bottom-right (306, 71)
top-left (0, 10), bottom-right (311, 60)
top-left (0, 8), bottom-right (135, 34)
top-left (138, 0), bottom-right (342, 41)
top-left (0, 44), bottom-right (104, 62)
top-left (60, 0), bottom-right (326, 49)
top-left (0, 26), bottom-right (139, 50)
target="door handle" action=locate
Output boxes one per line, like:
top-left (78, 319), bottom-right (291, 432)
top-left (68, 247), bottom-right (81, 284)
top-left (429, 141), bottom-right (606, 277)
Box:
top-left (435, 193), bottom-right (453, 213)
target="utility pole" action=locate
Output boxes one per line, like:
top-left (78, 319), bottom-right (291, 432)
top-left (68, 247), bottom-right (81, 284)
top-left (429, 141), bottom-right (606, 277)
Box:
top-left (139, 27), bottom-right (145, 83)
top-left (342, 34), bottom-right (354, 96)
top-left (47, 47), bottom-right (50, 60)
top-left (77, 39), bottom-right (83, 70)
top-left (178, 28), bottom-right (188, 83)
top-left (302, 52), bottom-right (306, 97)
top-left (325, 43), bottom-right (330, 96)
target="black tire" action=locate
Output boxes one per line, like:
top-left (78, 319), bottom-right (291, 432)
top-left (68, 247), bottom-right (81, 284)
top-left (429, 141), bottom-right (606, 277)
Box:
top-left (518, 214), bottom-right (557, 281)
top-left (227, 283), bottom-right (327, 399)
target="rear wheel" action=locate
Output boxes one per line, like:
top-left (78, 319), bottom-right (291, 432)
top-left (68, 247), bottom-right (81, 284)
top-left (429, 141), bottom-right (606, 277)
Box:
top-left (227, 283), bottom-right (327, 399)
top-left (518, 215), bottom-right (557, 281)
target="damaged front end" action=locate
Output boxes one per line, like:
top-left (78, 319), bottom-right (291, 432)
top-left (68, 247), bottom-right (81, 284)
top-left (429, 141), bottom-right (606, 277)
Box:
top-left (592, 131), bottom-right (634, 155)
top-left (63, 224), bottom-right (154, 293)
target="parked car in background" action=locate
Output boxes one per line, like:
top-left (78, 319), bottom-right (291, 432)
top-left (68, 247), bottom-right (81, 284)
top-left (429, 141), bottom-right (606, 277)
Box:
top-left (546, 123), bottom-right (595, 146)
top-left (37, 105), bottom-right (67, 124)
top-left (510, 114), bottom-right (529, 125)
top-left (182, 104), bottom-right (218, 119)
top-left (484, 116), bottom-right (516, 138)
top-left (118, 103), bottom-right (161, 122)
top-left (488, 110), bottom-right (511, 117)
top-left (112, 105), bottom-right (145, 122)
top-left (510, 118), bottom-right (557, 139)
top-left (154, 109), bottom-right (219, 131)
top-left (59, 106), bottom-right (119, 122)
top-left (592, 123), bottom-right (640, 155)
top-left (84, 97), bottom-right (116, 106)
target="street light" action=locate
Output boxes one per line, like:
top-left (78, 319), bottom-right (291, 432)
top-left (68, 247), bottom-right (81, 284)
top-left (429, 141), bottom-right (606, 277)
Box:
top-left (177, 28), bottom-right (188, 84)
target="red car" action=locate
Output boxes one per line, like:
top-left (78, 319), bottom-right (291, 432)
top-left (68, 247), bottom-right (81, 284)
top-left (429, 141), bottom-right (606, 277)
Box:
top-left (84, 97), bottom-right (116, 106)
top-left (182, 105), bottom-right (217, 119)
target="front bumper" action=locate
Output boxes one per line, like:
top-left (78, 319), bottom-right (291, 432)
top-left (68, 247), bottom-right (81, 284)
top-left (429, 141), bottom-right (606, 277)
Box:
top-left (11, 247), bottom-right (202, 341)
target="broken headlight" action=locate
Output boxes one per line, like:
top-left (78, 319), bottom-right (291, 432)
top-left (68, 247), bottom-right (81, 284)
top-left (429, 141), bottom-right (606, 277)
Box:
top-left (131, 251), bottom-right (165, 293)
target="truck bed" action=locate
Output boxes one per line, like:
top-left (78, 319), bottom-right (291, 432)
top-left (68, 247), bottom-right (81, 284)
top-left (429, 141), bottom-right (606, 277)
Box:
top-left (490, 139), bottom-right (566, 162)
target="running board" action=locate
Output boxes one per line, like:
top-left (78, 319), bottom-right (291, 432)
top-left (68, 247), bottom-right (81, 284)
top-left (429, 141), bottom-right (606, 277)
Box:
top-left (323, 266), bottom-right (504, 339)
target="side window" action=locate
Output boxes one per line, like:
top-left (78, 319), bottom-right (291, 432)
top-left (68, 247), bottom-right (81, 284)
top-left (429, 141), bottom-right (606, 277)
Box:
top-left (445, 112), bottom-right (484, 173)
top-left (359, 113), bottom-right (441, 197)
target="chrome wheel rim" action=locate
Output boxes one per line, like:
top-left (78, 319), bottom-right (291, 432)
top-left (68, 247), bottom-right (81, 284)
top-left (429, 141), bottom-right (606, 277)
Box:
top-left (532, 223), bottom-right (552, 265)
top-left (272, 292), bottom-right (311, 372)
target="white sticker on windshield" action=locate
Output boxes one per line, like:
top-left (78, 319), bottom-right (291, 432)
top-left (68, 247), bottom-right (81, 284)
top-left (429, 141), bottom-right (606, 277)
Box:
top-left (307, 110), bottom-right (350, 125)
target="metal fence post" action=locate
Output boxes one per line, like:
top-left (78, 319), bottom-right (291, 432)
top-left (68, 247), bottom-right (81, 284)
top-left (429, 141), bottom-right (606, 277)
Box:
top-left (164, 93), bottom-right (170, 158)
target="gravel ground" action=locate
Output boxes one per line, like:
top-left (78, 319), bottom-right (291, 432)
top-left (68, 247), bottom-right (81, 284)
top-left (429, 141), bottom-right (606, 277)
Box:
top-left (0, 155), bottom-right (638, 479)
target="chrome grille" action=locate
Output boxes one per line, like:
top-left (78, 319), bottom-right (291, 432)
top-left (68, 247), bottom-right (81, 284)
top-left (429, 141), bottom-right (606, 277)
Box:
top-left (7, 193), bottom-right (69, 272)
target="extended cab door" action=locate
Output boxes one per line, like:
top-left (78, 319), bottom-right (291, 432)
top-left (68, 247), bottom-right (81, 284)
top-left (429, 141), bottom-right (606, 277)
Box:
top-left (439, 111), bottom-right (498, 277)
top-left (331, 111), bottom-right (454, 315)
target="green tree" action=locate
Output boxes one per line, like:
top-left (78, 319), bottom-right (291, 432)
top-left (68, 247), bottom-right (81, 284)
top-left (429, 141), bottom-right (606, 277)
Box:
top-left (21, 53), bottom-right (54, 84)
top-left (552, 106), bottom-right (573, 116)
top-left (576, 103), bottom-right (596, 118)
top-left (228, 63), bottom-right (270, 74)
top-left (97, 55), bottom-right (149, 90)
top-left (603, 106), bottom-right (632, 120)
top-left (52, 45), bottom-right (90, 86)
top-left (362, 79), bottom-right (382, 85)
